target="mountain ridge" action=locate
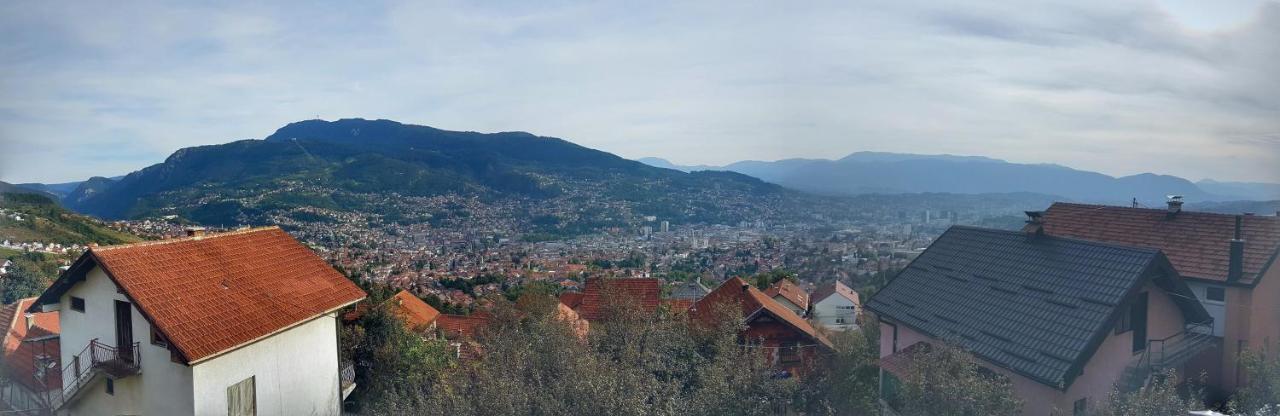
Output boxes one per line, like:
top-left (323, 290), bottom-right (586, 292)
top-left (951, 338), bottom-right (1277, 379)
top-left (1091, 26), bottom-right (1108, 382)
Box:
top-left (640, 152), bottom-right (1272, 204)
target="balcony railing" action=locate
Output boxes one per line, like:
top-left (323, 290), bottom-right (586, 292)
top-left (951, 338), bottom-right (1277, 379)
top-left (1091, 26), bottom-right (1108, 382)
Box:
top-left (42, 339), bottom-right (141, 410)
top-left (340, 361), bottom-right (357, 400)
top-left (1118, 321), bottom-right (1217, 393)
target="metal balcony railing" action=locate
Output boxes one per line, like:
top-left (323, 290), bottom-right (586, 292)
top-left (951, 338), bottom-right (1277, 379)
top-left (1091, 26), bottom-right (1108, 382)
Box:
top-left (42, 339), bottom-right (141, 410)
top-left (1118, 321), bottom-right (1217, 393)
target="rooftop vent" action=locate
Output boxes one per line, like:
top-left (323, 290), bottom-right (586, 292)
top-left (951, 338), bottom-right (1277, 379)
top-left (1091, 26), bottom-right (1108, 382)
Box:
top-left (1166, 195), bottom-right (1184, 218)
top-left (1228, 215), bottom-right (1245, 282)
top-left (185, 227), bottom-right (207, 238)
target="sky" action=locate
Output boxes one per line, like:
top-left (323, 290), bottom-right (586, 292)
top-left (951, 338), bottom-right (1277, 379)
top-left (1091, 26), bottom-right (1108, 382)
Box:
top-left (0, 0), bottom-right (1277, 184)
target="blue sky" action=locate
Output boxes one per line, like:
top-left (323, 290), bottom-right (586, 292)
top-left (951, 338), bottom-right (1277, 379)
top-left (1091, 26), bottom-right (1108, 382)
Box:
top-left (0, 0), bottom-right (1277, 183)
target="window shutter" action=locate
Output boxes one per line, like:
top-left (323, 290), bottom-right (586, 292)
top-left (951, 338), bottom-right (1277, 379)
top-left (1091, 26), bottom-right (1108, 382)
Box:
top-left (227, 376), bottom-right (256, 416)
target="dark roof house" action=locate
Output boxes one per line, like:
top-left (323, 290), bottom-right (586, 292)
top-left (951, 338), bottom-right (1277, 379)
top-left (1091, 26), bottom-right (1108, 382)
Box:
top-left (867, 226), bottom-right (1208, 390)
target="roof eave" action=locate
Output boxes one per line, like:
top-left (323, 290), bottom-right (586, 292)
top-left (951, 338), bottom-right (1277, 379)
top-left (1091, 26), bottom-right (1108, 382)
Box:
top-left (187, 296), bottom-right (364, 365)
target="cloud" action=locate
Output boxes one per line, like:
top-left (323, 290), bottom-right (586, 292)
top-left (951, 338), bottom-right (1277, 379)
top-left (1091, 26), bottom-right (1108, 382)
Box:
top-left (0, 0), bottom-right (1276, 184)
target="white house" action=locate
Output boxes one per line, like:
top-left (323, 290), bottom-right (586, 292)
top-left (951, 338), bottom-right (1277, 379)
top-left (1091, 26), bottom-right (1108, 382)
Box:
top-left (24, 227), bottom-right (366, 415)
top-left (809, 281), bottom-right (861, 331)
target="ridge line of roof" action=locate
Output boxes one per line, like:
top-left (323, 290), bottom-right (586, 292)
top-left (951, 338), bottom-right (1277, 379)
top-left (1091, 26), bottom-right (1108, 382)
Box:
top-left (1051, 202), bottom-right (1280, 221)
top-left (948, 225), bottom-right (1163, 255)
top-left (92, 226), bottom-right (282, 252)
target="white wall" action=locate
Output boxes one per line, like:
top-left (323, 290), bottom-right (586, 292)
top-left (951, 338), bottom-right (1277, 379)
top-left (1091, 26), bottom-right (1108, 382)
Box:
top-left (811, 296), bottom-right (858, 331)
top-left (59, 265), bottom-right (195, 415)
top-left (770, 296), bottom-right (806, 316)
top-left (1185, 281), bottom-right (1225, 337)
top-left (191, 313), bottom-right (342, 416)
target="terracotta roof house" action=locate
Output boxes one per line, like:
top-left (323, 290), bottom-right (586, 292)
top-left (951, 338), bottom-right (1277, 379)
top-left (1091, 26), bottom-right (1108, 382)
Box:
top-left (763, 279), bottom-right (809, 316)
top-left (809, 281), bottom-right (861, 331)
top-left (1033, 201), bottom-right (1280, 392)
top-left (574, 278), bottom-right (661, 321)
top-left (23, 227), bottom-right (366, 415)
top-left (386, 290), bottom-right (441, 335)
top-left (0, 297), bottom-right (61, 411)
top-left (689, 277), bottom-right (833, 377)
top-left (436, 312), bottom-right (493, 360)
top-left (867, 226), bottom-right (1210, 416)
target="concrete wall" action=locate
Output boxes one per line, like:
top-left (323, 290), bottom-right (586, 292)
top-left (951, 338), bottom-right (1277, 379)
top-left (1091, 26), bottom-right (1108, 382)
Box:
top-left (191, 313), bottom-right (342, 416)
top-left (878, 280), bottom-right (1189, 415)
top-left (811, 296), bottom-right (858, 331)
top-left (59, 265), bottom-right (195, 416)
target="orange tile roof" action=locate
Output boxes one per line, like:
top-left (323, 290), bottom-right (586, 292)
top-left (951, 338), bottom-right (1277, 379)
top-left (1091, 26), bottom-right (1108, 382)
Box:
top-left (558, 292), bottom-right (585, 310)
top-left (577, 278), bottom-right (661, 321)
top-left (436, 312), bottom-right (492, 340)
top-left (690, 277), bottom-right (832, 349)
top-left (764, 279), bottom-right (809, 310)
top-left (1038, 203), bottom-right (1280, 284)
top-left (32, 227), bottom-right (366, 363)
top-left (2, 298), bottom-right (61, 392)
top-left (387, 290), bottom-right (440, 331)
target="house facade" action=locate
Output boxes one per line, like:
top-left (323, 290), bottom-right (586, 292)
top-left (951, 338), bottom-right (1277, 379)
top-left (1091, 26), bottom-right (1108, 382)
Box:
top-left (868, 226), bottom-right (1211, 415)
top-left (0, 297), bottom-right (61, 412)
top-left (24, 227), bottom-right (366, 415)
top-left (1035, 202), bottom-right (1280, 393)
top-left (690, 277), bottom-right (833, 377)
top-left (809, 281), bottom-right (861, 331)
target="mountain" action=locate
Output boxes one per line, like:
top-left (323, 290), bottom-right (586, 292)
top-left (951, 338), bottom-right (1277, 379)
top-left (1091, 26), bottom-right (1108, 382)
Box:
top-left (69, 119), bottom-right (816, 236)
top-left (1196, 179), bottom-right (1280, 201)
top-left (0, 191), bottom-right (141, 246)
top-left (640, 152), bottom-right (1230, 204)
top-left (635, 157), bottom-right (721, 172)
top-left (0, 181), bottom-right (42, 196)
top-left (62, 176), bottom-right (118, 211)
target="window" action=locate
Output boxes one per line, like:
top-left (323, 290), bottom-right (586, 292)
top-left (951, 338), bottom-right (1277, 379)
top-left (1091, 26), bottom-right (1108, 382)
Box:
top-left (227, 376), bottom-right (256, 416)
top-left (105, 378), bottom-right (114, 395)
top-left (70, 296), bottom-right (85, 312)
top-left (779, 341), bottom-right (801, 364)
top-left (1206, 287), bottom-right (1226, 303)
top-left (151, 326), bottom-right (169, 348)
top-left (1073, 398), bottom-right (1087, 416)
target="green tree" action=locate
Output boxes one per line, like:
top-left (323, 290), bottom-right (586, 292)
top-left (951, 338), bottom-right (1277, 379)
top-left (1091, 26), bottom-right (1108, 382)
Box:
top-left (346, 304), bottom-right (455, 413)
top-left (1233, 348), bottom-right (1280, 415)
top-left (1087, 369), bottom-right (1203, 416)
top-left (893, 342), bottom-right (1022, 416)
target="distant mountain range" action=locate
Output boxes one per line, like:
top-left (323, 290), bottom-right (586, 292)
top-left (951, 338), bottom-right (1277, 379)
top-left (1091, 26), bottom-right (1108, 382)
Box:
top-left (640, 153), bottom-right (1280, 204)
top-left (0, 189), bottom-right (140, 246)
top-left (17, 119), bottom-right (844, 235)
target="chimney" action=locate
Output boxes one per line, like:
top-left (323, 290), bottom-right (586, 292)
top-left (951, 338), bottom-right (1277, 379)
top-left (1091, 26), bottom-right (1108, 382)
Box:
top-left (185, 227), bottom-right (207, 238)
top-left (1228, 215), bottom-right (1245, 282)
top-left (24, 313), bottom-right (35, 330)
top-left (1166, 195), bottom-right (1183, 218)
top-left (741, 282), bottom-right (751, 292)
top-left (1024, 211), bottom-right (1045, 236)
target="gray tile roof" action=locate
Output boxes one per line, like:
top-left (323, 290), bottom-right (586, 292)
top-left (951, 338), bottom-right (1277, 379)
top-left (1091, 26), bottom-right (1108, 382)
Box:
top-left (866, 226), bottom-right (1197, 389)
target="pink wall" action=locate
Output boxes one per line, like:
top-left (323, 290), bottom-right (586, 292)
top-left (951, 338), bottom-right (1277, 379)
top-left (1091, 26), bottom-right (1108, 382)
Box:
top-left (878, 281), bottom-right (1190, 415)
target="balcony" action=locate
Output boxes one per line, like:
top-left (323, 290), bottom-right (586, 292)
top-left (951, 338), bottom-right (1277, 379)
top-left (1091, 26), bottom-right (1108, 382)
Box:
top-left (45, 339), bottom-right (141, 410)
top-left (1118, 321), bottom-right (1218, 393)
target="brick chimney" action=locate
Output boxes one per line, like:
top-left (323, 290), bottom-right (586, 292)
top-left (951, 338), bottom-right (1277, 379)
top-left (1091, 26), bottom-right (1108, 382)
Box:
top-left (1024, 211), bottom-right (1045, 236)
top-left (185, 227), bottom-right (207, 238)
top-left (1228, 215), bottom-right (1245, 282)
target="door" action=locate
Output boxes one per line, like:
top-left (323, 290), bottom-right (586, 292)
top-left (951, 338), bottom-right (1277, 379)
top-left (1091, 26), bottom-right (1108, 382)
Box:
top-left (1131, 293), bottom-right (1148, 353)
top-left (115, 300), bottom-right (134, 362)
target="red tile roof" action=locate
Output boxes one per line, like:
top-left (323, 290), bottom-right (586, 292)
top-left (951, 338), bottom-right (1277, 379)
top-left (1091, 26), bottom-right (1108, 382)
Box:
top-left (387, 290), bottom-right (440, 332)
top-left (811, 281), bottom-right (860, 306)
top-left (577, 278), bottom-right (661, 321)
top-left (33, 227), bottom-right (366, 363)
top-left (558, 292), bottom-right (585, 310)
top-left (689, 277), bottom-right (832, 349)
top-left (1038, 203), bottom-right (1280, 284)
top-left (437, 312), bottom-right (492, 340)
top-left (878, 342), bottom-right (929, 379)
top-left (2, 298), bottom-right (61, 392)
top-left (764, 279), bottom-right (809, 310)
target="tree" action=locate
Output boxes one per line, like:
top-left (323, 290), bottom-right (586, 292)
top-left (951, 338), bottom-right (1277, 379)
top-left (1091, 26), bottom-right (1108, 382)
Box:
top-left (1094, 369), bottom-right (1204, 416)
top-left (793, 320), bottom-right (880, 415)
top-left (1233, 348), bottom-right (1280, 415)
top-left (893, 342), bottom-right (1022, 416)
top-left (1, 260), bottom-right (51, 304)
top-left (345, 300), bottom-right (455, 413)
